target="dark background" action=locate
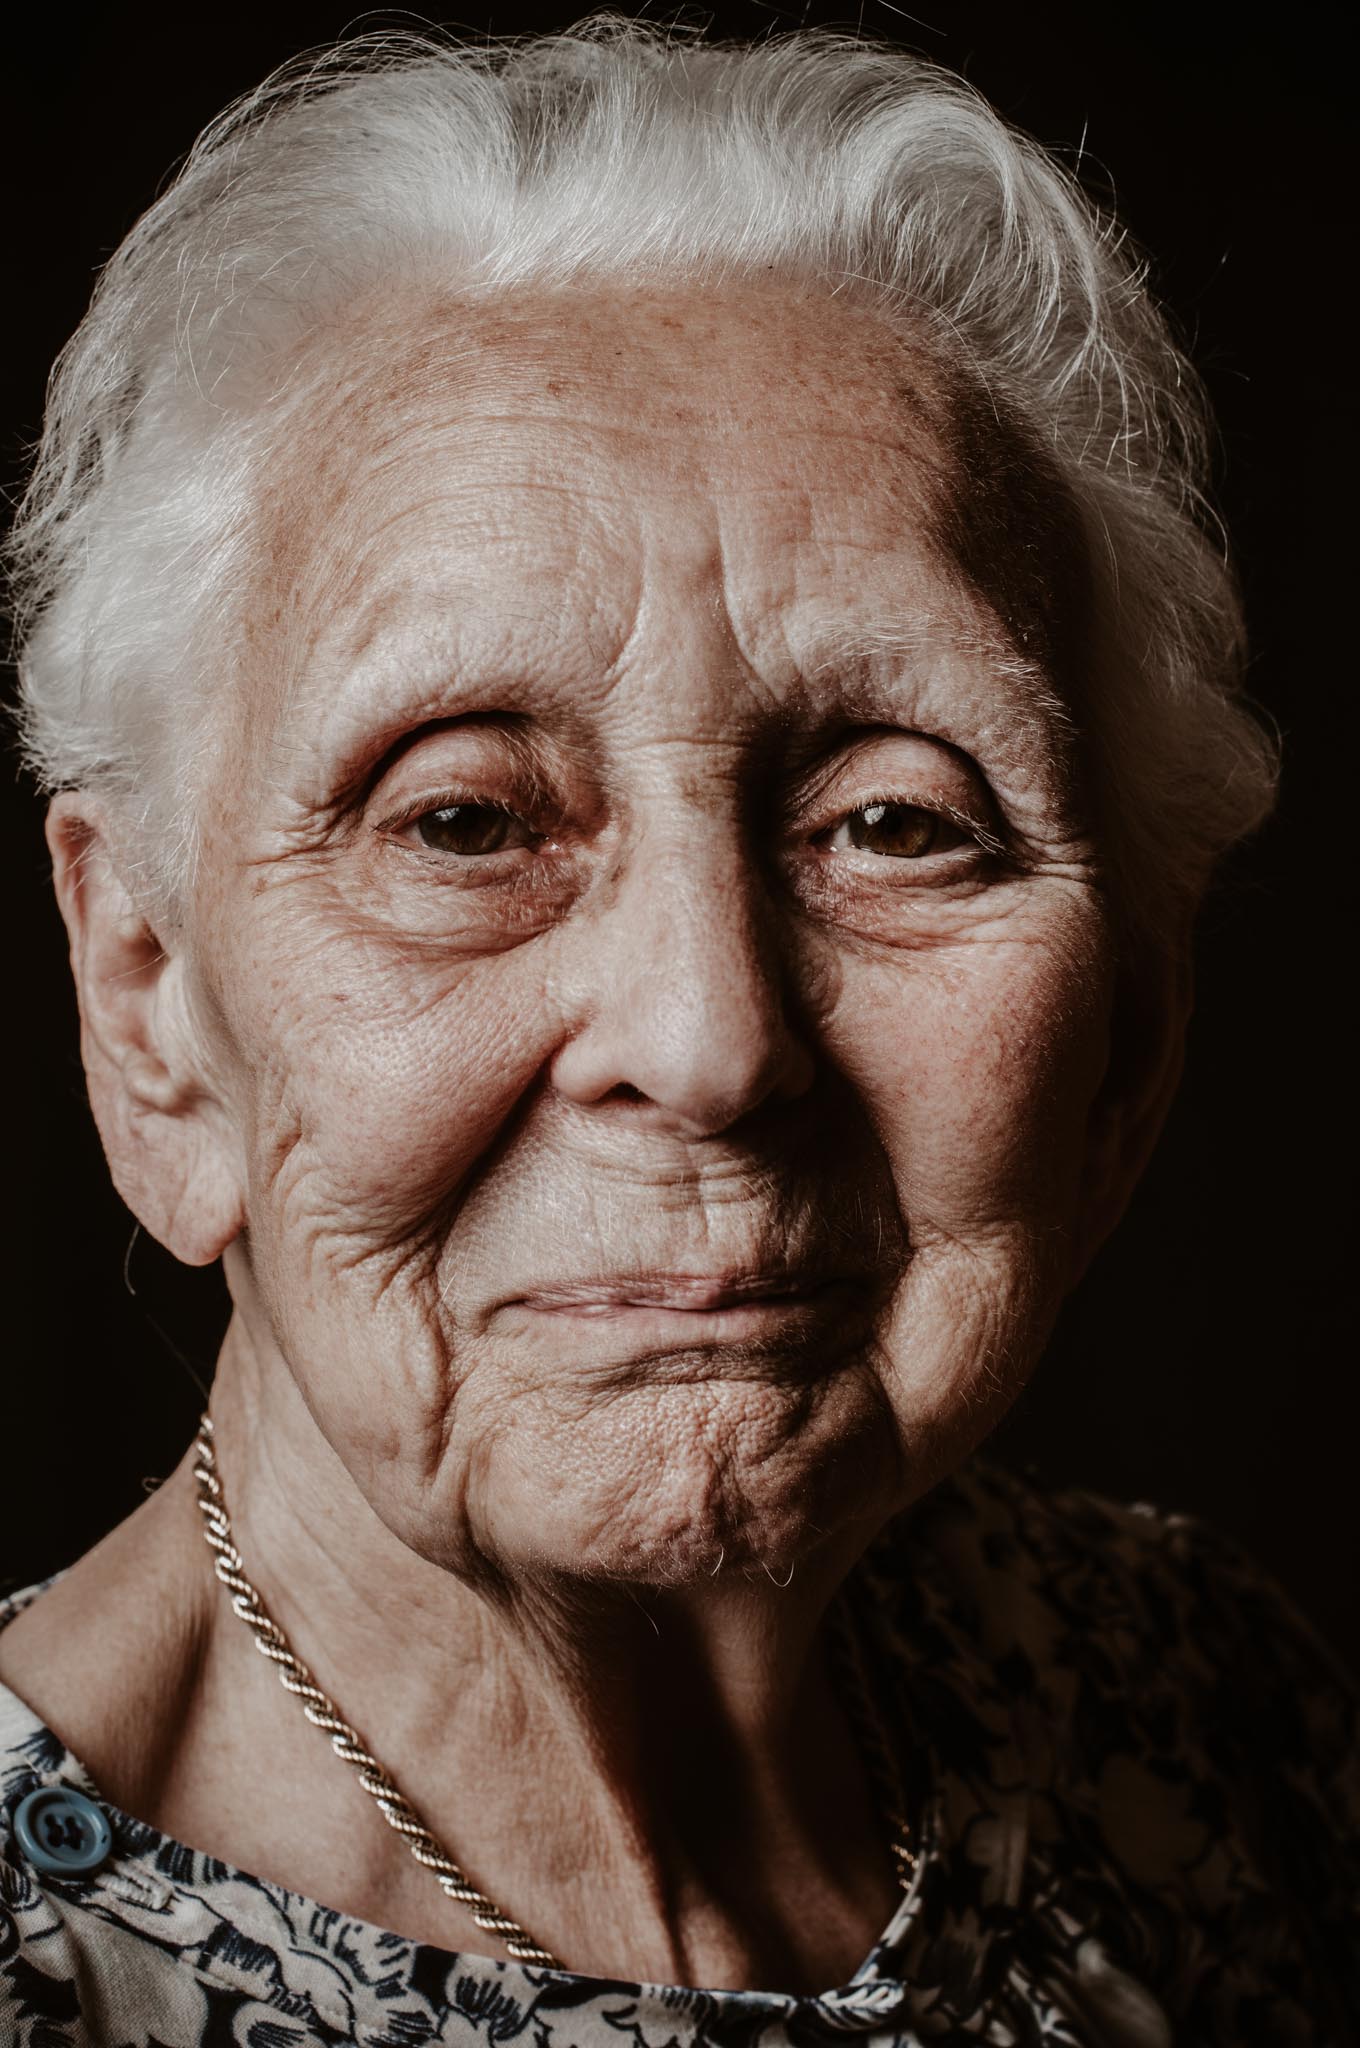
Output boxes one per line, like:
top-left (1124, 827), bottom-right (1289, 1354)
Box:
top-left (3, 6), bottom-right (1352, 1665)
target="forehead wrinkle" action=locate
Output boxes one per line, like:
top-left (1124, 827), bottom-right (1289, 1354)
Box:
top-left (250, 280), bottom-right (950, 613)
top-left (249, 475), bottom-right (643, 790)
top-left (277, 478), bottom-right (626, 672)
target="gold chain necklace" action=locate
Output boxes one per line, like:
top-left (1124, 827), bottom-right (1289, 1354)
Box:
top-left (192, 1411), bottom-right (917, 1972)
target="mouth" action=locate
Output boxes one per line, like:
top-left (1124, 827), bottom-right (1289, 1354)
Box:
top-left (493, 1269), bottom-right (880, 1383)
top-left (518, 1272), bottom-right (846, 1314)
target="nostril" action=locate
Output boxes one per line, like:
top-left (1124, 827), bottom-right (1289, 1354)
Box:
top-left (606, 1083), bottom-right (648, 1105)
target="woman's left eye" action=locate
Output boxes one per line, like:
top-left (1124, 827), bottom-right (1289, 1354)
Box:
top-left (405, 803), bottom-right (540, 856)
top-left (823, 801), bottom-right (969, 859)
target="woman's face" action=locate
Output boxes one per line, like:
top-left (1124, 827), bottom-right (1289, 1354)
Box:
top-left (175, 283), bottom-right (1115, 1587)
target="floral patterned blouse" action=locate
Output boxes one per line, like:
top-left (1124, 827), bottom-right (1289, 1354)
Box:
top-left (1, 1461), bottom-right (1356, 2047)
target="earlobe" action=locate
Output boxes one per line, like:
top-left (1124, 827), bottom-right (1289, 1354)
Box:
top-left (46, 794), bottom-right (245, 1268)
top-left (1070, 937), bottom-right (1193, 1284)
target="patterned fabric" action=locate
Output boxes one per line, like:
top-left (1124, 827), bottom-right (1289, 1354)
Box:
top-left (1, 1461), bottom-right (1355, 2047)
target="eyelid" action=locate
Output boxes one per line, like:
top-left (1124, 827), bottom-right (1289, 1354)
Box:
top-left (360, 711), bottom-right (566, 818)
top-left (790, 725), bottom-right (998, 814)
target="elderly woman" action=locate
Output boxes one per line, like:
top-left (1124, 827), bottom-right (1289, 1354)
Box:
top-left (0, 17), bottom-right (1354, 2046)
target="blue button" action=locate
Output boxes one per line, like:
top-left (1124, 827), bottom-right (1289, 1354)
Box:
top-left (12, 1787), bottom-right (113, 1877)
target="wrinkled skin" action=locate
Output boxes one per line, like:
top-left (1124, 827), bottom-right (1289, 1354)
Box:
top-left (14, 281), bottom-right (1184, 1988)
top-left (195, 282), bottom-right (1117, 1584)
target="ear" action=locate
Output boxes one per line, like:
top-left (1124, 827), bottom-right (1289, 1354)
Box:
top-left (47, 793), bottom-right (245, 1267)
top-left (1069, 932), bottom-right (1193, 1284)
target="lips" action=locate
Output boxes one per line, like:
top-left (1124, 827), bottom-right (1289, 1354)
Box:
top-left (519, 1273), bottom-right (844, 1313)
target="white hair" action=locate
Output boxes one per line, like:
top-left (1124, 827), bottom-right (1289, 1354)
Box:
top-left (5, 14), bottom-right (1277, 942)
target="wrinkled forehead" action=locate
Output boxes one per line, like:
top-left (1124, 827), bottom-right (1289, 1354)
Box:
top-left (247, 278), bottom-right (951, 572)
top-left (234, 280), bottom-right (1087, 754)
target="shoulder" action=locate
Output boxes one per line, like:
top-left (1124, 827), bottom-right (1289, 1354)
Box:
top-left (894, 1458), bottom-right (1359, 1817)
top-left (0, 1584), bottom-right (104, 2048)
top-left (908, 1458), bottom-right (1357, 1737)
top-left (873, 1461), bottom-right (1360, 2040)
top-left (0, 1579), bottom-right (80, 1791)
top-left (0, 1463), bottom-right (212, 1826)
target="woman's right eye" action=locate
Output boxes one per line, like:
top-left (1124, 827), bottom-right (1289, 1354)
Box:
top-left (410, 803), bottom-right (539, 856)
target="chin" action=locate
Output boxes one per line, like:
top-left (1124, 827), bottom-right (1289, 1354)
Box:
top-left (446, 1366), bottom-right (908, 1594)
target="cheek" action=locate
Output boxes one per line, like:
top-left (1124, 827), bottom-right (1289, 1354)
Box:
top-left (219, 921), bottom-right (565, 1246)
top-left (828, 904), bottom-right (1112, 1233)
top-left (206, 919), bottom-right (573, 1540)
top-left (817, 903), bottom-right (1112, 1488)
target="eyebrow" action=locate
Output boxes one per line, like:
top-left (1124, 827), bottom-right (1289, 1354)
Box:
top-left (791, 611), bottom-right (1075, 740)
top-left (295, 588), bottom-right (1078, 810)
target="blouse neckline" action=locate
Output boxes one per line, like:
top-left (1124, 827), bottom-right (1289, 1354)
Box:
top-left (0, 1565), bottom-right (953, 2038)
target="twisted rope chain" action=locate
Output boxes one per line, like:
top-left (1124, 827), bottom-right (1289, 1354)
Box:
top-left (193, 1413), bottom-right (559, 1965)
top-left (193, 1411), bottom-right (918, 1973)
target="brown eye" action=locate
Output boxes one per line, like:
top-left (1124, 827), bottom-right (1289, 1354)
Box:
top-left (834, 801), bottom-right (956, 859)
top-left (414, 804), bottom-right (534, 855)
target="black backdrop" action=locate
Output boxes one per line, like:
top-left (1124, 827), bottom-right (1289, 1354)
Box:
top-left (3, 4), bottom-right (1353, 1667)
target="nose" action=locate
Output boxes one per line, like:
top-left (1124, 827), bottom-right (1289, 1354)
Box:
top-left (549, 827), bottom-right (815, 1136)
